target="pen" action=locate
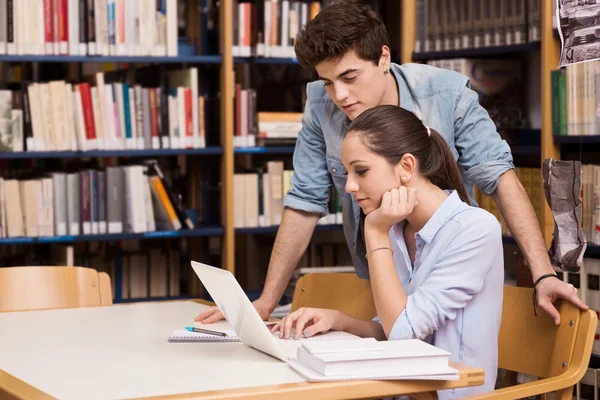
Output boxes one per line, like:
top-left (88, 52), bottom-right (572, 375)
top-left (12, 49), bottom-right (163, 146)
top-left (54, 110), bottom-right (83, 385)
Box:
top-left (185, 326), bottom-right (228, 337)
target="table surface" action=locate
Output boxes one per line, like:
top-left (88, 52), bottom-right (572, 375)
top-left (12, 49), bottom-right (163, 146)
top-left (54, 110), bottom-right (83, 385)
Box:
top-left (0, 301), bottom-right (484, 400)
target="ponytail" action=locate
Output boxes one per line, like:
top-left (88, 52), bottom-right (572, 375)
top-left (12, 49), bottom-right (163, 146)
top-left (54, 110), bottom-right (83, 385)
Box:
top-left (346, 105), bottom-right (469, 204)
top-left (426, 129), bottom-right (470, 205)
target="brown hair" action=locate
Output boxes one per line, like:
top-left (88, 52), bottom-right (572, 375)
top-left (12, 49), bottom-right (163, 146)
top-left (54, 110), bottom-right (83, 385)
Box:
top-left (294, 0), bottom-right (390, 68)
top-left (347, 105), bottom-right (470, 204)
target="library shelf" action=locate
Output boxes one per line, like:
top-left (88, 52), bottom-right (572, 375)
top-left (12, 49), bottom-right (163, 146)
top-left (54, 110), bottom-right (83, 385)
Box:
top-left (586, 245), bottom-right (600, 258)
top-left (0, 55), bottom-right (223, 64)
top-left (553, 135), bottom-right (600, 145)
top-left (411, 42), bottom-right (541, 62)
top-left (236, 224), bottom-right (343, 235)
top-left (0, 147), bottom-right (224, 159)
top-left (510, 145), bottom-right (541, 157)
top-left (234, 57), bottom-right (298, 64)
top-left (0, 226), bottom-right (225, 245)
top-left (234, 146), bottom-right (295, 155)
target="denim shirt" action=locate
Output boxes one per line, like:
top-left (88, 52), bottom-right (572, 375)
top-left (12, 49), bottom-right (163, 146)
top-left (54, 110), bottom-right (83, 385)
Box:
top-left (282, 62), bottom-right (514, 279)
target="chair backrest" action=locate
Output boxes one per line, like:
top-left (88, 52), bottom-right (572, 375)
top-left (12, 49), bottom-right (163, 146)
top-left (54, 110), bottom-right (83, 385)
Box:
top-left (291, 272), bottom-right (377, 320)
top-left (0, 266), bottom-right (113, 312)
top-left (499, 285), bottom-right (597, 379)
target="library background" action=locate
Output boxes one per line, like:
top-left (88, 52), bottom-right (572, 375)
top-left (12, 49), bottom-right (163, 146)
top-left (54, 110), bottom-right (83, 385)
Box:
top-left (0, 0), bottom-right (598, 397)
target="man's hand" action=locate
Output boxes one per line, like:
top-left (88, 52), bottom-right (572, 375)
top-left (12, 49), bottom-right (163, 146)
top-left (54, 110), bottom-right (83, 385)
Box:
top-left (194, 297), bottom-right (274, 324)
top-left (536, 276), bottom-right (588, 325)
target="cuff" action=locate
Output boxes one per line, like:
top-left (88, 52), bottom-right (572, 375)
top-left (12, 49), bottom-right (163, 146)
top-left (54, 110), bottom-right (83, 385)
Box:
top-left (283, 193), bottom-right (329, 216)
top-left (387, 308), bottom-right (417, 341)
top-left (464, 160), bottom-right (515, 196)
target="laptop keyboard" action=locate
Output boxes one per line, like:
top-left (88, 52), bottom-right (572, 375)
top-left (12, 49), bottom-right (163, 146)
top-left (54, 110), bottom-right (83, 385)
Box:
top-left (275, 337), bottom-right (303, 359)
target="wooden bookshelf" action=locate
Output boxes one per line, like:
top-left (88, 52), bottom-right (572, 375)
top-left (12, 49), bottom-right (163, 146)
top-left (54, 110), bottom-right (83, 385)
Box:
top-left (540, 0), bottom-right (562, 249)
top-left (0, 226), bottom-right (224, 245)
top-left (0, 147), bottom-right (223, 159)
top-left (220, 0), bottom-right (235, 275)
top-left (0, 55), bottom-right (223, 64)
top-left (412, 42), bottom-right (541, 62)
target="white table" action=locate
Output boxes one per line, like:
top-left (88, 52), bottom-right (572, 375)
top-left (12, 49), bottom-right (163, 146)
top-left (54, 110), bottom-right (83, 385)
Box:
top-left (0, 301), bottom-right (484, 399)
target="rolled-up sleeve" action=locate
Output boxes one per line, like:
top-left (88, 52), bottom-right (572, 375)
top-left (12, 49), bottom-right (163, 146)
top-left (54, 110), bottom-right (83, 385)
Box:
top-left (283, 85), bottom-right (332, 216)
top-left (387, 214), bottom-right (502, 341)
top-left (454, 83), bottom-right (514, 196)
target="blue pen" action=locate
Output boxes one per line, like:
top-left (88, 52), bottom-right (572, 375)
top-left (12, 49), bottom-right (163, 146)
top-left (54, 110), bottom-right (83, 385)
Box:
top-left (185, 326), bottom-right (228, 337)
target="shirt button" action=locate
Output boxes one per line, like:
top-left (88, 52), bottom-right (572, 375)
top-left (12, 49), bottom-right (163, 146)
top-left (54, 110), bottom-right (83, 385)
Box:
top-left (332, 168), bottom-right (337, 173)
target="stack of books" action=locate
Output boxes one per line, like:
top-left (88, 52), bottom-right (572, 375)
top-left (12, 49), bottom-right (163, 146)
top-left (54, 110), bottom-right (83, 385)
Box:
top-left (287, 338), bottom-right (459, 382)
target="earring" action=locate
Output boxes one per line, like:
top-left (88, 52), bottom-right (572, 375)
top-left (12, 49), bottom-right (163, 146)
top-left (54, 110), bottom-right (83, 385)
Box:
top-left (384, 67), bottom-right (390, 74)
top-left (401, 176), bottom-right (406, 181)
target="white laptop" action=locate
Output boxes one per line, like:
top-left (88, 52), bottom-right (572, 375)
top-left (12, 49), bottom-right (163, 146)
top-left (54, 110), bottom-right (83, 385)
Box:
top-left (190, 261), bottom-right (358, 362)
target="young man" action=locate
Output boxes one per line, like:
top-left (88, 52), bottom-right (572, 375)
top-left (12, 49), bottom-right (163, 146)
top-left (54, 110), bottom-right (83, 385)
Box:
top-left (197, 1), bottom-right (586, 325)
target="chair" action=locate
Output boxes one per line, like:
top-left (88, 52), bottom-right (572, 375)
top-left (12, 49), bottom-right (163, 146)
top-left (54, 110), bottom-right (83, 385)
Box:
top-left (291, 272), bottom-right (377, 320)
top-left (0, 266), bottom-right (113, 312)
top-left (291, 275), bottom-right (597, 399)
top-left (463, 285), bottom-right (597, 399)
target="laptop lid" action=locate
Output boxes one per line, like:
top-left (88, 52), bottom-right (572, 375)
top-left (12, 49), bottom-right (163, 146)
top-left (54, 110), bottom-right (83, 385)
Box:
top-left (190, 261), bottom-right (288, 362)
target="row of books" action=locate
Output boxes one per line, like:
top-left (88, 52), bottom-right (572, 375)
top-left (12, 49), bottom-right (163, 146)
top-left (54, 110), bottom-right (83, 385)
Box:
top-left (234, 161), bottom-right (342, 229)
top-left (0, 68), bottom-right (206, 153)
top-left (428, 58), bottom-right (526, 130)
top-left (414, 0), bottom-right (541, 54)
top-left (476, 167), bottom-right (542, 238)
top-left (0, 161), bottom-right (194, 239)
top-left (232, 0), bottom-right (321, 58)
top-left (233, 83), bottom-right (302, 147)
top-left (551, 63), bottom-right (600, 137)
top-left (0, 0), bottom-right (178, 57)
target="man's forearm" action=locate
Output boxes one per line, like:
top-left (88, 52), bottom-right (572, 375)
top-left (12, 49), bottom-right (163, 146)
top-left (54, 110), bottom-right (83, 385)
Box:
top-left (259, 208), bottom-right (320, 310)
top-left (493, 170), bottom-right (555, 281)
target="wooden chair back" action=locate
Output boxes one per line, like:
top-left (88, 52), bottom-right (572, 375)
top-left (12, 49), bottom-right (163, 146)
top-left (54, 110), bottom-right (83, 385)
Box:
top-left (466, 285), bottom-right (598, 399)
top-left (0, 266), bottom-right (113, 312)
top-left (291, 272), bottom-right (377, 320)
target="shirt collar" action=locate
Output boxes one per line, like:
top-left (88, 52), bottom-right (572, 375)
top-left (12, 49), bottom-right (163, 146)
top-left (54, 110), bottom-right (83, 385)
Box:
top-left (414, 190), bottom-right (463, 244)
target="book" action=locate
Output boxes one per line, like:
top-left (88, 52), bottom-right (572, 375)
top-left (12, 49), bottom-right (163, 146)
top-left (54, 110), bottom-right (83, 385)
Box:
top-left (291, 338), bottom-right (459, 381)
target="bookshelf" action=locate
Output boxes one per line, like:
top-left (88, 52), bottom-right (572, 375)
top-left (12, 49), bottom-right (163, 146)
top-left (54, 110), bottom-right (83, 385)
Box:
top-left (411, 42), bottom-right (541, 62)
top-left (0, 147), bottom-right (224, 159)
top-left (0, 55), bottom-right (223, 64)
top-left (234, 146), bottom-right (296, 155)
top-left (0, 226), bottom-right (224, 245)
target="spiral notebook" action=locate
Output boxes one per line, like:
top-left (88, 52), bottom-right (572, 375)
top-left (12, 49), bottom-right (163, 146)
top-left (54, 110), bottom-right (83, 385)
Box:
top-left (168, 329), bottom-right (240, 342)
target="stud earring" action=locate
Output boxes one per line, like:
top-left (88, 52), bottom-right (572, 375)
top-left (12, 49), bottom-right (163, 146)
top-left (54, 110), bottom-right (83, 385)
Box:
top-left (384, 67), bottom-right (390, 74)
top-left (401, 176), bottom-right (406, 181)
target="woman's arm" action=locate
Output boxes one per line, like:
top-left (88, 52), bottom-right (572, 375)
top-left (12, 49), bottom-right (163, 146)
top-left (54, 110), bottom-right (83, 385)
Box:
top-left (363, 227), bottom-right (408, 338)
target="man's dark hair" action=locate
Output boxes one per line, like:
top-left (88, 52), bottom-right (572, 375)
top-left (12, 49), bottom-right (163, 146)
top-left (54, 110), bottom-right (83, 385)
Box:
top-left (294, 1), bottom-right (390, 68)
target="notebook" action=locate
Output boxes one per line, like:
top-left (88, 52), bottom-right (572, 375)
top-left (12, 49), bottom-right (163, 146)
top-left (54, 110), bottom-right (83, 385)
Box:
top-left (168, 329), bottom-right (240, 342)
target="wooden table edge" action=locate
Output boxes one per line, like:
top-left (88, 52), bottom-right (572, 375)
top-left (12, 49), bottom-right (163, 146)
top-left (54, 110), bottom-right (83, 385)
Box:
top-left (0, 360), bottom-right (483, 400)
top-left (0, 301), bottom-right (484, 399)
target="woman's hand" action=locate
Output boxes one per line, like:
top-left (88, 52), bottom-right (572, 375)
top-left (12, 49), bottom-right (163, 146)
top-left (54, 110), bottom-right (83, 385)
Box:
top-left (365, 186), bottom-right (418, 234)
top-left (270, 307), bottom-right (342, 340)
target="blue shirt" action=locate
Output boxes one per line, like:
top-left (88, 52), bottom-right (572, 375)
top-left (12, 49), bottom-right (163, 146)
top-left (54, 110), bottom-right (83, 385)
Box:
top-left (383, 190), bottom-right (504, 399)
top-left (282, 62), bottom-right (514, 281)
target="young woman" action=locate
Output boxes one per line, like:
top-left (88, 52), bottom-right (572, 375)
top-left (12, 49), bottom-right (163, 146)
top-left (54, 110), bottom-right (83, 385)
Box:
top-left (271, 105), bottom-right (504, 398)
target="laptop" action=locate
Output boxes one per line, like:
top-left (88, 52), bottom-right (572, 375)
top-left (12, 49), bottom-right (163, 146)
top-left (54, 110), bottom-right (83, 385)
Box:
top-left (191, 261), bottom-right (317, 361)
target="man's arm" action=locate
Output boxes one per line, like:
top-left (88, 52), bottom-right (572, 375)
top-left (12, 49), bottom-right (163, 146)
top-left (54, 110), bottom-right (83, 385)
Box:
top-left (493, 170), bottom-right (588, 324)
top-left (451, 79), bottom-right (587, 324)
top-left (196, 83), bottom-right (332, 323)
top-left (257, 208), bottom-right (320, 314)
